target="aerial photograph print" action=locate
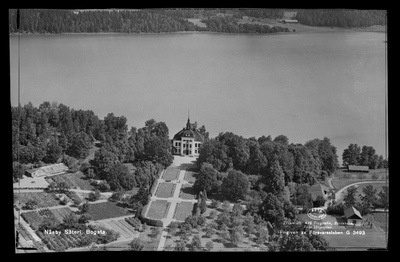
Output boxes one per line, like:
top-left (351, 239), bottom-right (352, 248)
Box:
top-left (10, 8), bottom-right (388, 253)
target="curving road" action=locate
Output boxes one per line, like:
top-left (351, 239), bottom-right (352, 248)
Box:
top-left (333, 180), bottom-right (387, 203)
top-left (322, 177), bottom-right (387, 209)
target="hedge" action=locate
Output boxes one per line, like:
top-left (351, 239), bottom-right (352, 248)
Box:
top-left (138, 216), bottom-right (163, 227)
top-left (137, 202), bottom-right (163, 227)
top-left (149, 180), bottom-right (159, 196)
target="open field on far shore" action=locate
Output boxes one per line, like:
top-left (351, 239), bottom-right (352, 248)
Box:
top-left (238, 17), bottom-right (386, 34)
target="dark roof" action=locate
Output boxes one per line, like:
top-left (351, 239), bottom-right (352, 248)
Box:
top-left (173, 128), bottom-right (204, 142)
top-left (344, 206), bottom-right (363, 220)
top-left (348, 165), bottom-right (369, 171)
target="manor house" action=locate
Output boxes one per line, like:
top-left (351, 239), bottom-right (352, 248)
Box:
top-left (172, 118), bottom-right (204, 156)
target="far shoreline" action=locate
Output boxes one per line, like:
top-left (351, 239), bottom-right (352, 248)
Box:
top-left (9, 25), bottom-right (385, 37)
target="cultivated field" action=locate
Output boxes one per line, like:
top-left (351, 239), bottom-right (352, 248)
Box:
top-left (96, 218), bottom-right (139, 240)
top-left (173, 201), bottom-right (193, 221)
top-left (146, 200), bottom-right (170, 220)
top-left (163, 167), bottom-right (180, 181)
top-left (155, 182), bottom-right (176, 198)
top-left (87, 201), bottom-right (131, 221)
top-left (17, 192), bottom-right (60, 208)
top-left (45, 172), bottom-right (95, 191)
top-left (179, 184), bottom-right (196, 200)
top-left (184, 171), bottom-right (196, 184)
top-left (21, 207), bottom-right (73, 230)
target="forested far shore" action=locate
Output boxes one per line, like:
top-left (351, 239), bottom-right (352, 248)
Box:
top-left (8, 9), bottom-right (386, 35)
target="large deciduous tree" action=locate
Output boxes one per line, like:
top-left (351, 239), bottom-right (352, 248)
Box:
top-left (343, 186), bottom-right (357, 208)
top-left (221, 169), bottom-right (250, 201)
top-left (193, 162), bottom-right (219, 194)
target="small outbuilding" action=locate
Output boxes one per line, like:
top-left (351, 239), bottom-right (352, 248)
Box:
top-left (347, 165), bottom-right (369, 173)
top-left (344, 206), bottom-right (363, 226)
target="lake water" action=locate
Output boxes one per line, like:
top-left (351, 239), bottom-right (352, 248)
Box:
top-left (9, 31), bottom-right (387, 162)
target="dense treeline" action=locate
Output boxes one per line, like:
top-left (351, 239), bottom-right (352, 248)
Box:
top-left (8, 9), bottom-right (291, 34)
top-left (9, 9), bottom-right (196, 34)
top-left (11, 102), bottom-right (174, 190)
top-left (197, 132), bottom-right (338, 187)
top-left (296, 9), bottom-right (386, 28)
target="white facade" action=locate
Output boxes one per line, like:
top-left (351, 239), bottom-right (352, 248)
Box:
top-left (172, 118), bottom-right (204, 157)
top-left (172, 137), bottom-right (202, 156)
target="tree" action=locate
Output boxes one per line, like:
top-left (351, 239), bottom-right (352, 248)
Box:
top-left (66, 132), bottom-right (91, 159)
top-left (24, 199), bottom-right (37, 210)
top-left (199, 197), bottom-right (207, 214)
top-left (78, 213), bottom-right (91, 223)
top-left (149, 227), bottom-right (159, 239)
top-left (88, 190), bottom-right (101, 202)
top-left (56, 181), bottom-right (70, 193)
top-left (230, 230), bottom-right (243, 247)
top-left (193, 162), bottom-right (219, 194)
top-left (377, 186), bottom-right (389, 210)
top-left (263, 160), bottom-right (286, 198)
top-left (13, 162), bottom-right (25, 182)
top-left (221, 169), bottom-right (249, 201)
top-left (259, 193), bottom-right (284, 227)
top-left (243, 213), bottom-right (255, 236)
top-left (204, 225), bottom-right (215, 238)
top-left (188, 235), bottom-right (202, 251)
top-left (129, 238), bottom-right (144, 251)
top-left (44, 138), bottom-right (63, 163)
top-left (314, 195), bottom-right (325, 207)
top-left (343, 186), bottom-right (357, 208)
top-left (205, 241), bottom-right (214, 251)
top-left (174, 240), bottom-right (186, 251)
top-left (360, 184), bottom-right (377, 212)
top-left (79, 201), bottom-right (90, 213)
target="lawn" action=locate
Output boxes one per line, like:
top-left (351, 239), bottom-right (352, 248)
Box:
top-left (366, 212), bottom-right (389, 232)
top-left (87, 201), bottom-right (132, 221)
top-left (17, 192), bottom-right (60, 208)
top-left (297, 213), bottom-right (387, 249)
top-left (163, 167), bottom-right (180, 181)
top-left (184, 171), bottom-right (196, 183)
top-left (173, 201), bottom-right (193, 221)
top-left (46, 172), bottom-right (95, 191)
top-left (155, 182), bottom-right (176, 198)
top-left (179, 184), bottom-right (196, 200)
top-left (146, 200), bottom-right (170, 220)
